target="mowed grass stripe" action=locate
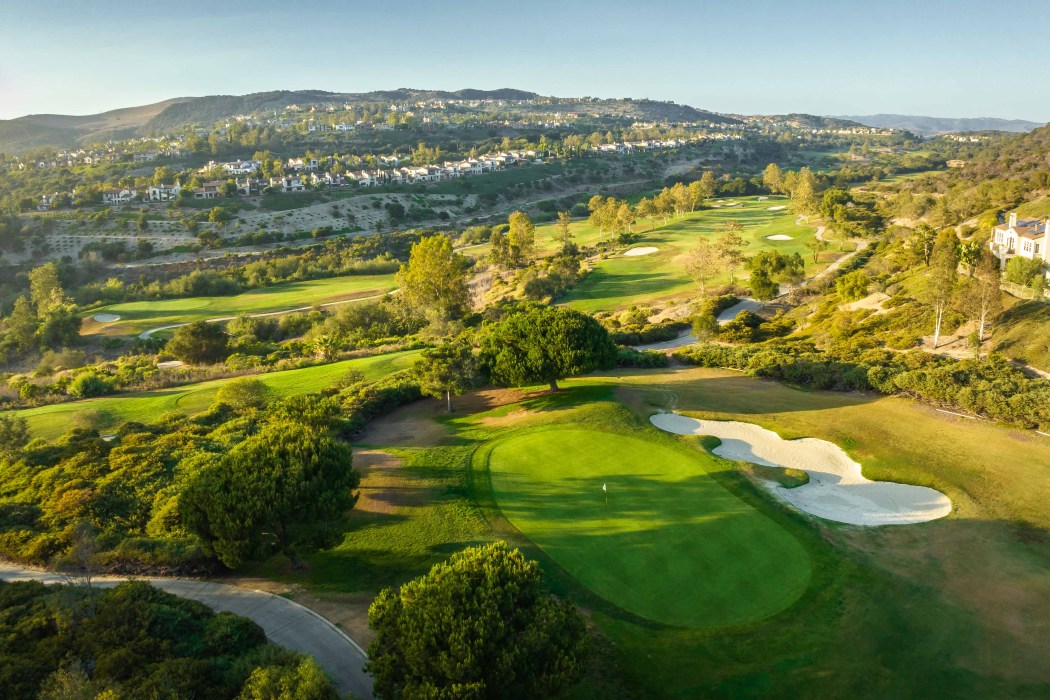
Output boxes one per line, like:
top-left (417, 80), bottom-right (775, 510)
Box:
top-left (11, 350), bottom-right (420, 439)
top-left (82, 273), bottom-right (397, 337)
top-left (485, 427), bottom-right (811, 628)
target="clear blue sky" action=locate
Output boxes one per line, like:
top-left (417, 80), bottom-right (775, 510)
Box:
top-left (1, 0), bottom-right (1047, 121)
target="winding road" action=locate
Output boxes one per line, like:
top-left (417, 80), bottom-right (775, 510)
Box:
top-left (0, 563), bottom-right (375, 700)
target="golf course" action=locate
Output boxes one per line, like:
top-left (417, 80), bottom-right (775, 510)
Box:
top-left (239, 366), bottom-right (1050, 698)
top-left (13, 349), bottom-right (419, 439)
top-left (81, 272), bottom-right (398, 338)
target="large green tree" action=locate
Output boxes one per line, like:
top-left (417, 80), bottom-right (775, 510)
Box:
top-left (396, 235), bottom-right (471, 322)
top-left (506, 210), bottom-right (536, 265)
top-left (922, 232), bottom-right (960, 348)
top-left (414, 338), bottom-right (477, 413)
top-left (481, 305), bottom-right (616, 391)
top-left (166, 321), bottom-right (229, 364)
top-left (180, 417), bottom-right (358, 568)
top-left (366, 541), bottom-right (588, 700)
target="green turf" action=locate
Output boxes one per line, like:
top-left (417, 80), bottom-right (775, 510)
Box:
top-left (12, 349), bottom-right (419, 439)
top-left (83, 273), bottom-right (397, 337)
top-left (559, 197), bottom-right (823, 313)
top-left (484, 427), bottom-right (811, 628)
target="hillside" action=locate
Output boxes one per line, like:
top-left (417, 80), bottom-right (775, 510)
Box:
top-left (839, 113), bottom-right (1045, 135)
top-left (0, 98), bottom-right (191, 153)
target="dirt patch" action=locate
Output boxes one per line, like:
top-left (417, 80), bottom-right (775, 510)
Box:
top-left (290, 591), bottom-right (376, 648)
top-left (352, 449), bottom-right (431, 513)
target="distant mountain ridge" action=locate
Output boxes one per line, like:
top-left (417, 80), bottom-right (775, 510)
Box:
top-left (836, 113), bottom-right (1045, 135)
top-left (0, 88), bottom-right (735, 154)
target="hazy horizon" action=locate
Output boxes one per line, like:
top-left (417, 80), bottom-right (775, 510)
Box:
top-left (2, 0), bottom-right (1049, 121)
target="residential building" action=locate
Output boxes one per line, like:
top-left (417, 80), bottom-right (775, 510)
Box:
top-left (990, 212), bottom-right (1050, 277)
top-left (148, 182), bottom-right (182, 202)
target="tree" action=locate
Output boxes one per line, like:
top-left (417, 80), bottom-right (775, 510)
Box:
top-left (166, 321), bottom-right (229, 364)
top-left (836, 270), bottom-right (870, 301)
top-left (635, 197), bottom-right (657, 230)
top-left (7, 295), bottom-right (38, 352)
top-left (922, 232), bottom-right (960, 348)
top-left (507, 210), bottom-right (536, 265)
top-left (692, 313), bottom-right (720, 341)
top-left (237, 659), bottom-right (338, 700)
top-left (962, 249), bottom-right (1003, 342)
top-left (714, 222), bottom-right (748, 284)
top-left (684, 238), bottom-right (721, 297)
top-left (913, 224), bottom-right (937, 266)
top-left (180, 420), bottom-right (359, 568)
top-left (697, 171), bottom-right (717, 201)
top-left (37, 303), bottom-right (82, 350)
top-left (366, 541), bottom-right (588, 700)
top-left (762, 163), bottom-right (783, 194)
top-left (555, 211), bottom-right (573, 247)
top-left (804, 236), bottom-right (828, 263)
top-left (215, 377), bottom-right (273, 410)
top-left (749, 268), bottom-right (779, 301)
top-left (481, 305), bottom-right (617, 391)
top-left (0, 414), bottom-right (29, 459)
top-left (414, 338), bottom-right (477, 413)
top-left (396, 235), bottom-right (471, 322)
top-left (29, 262), bottom-right (64, 313)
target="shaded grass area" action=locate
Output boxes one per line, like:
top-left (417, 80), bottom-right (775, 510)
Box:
top-left (993, 299), bottom-right (1050, 372)
top-left (11, 349), bottom-right (419, 439)
top-left (82, 273), bottom-right (397, 337)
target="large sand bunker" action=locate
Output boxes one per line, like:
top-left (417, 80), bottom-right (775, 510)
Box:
top-left (767, 205), bottom-right (788, 211)
top-left (650, 413), bottom-right (952, 526)
top-left (766, 234), bottom-right (794, 241)
top-left (623, 246), bottom-right (659, 257)
top-left (92, 313), bottom-right (121, 322)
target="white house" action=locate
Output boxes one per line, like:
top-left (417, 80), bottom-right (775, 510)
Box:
top-left (193, 181), bottom-right (225, 199)
top-left (269, 175), bottom-right (305, 193)
top-left (990, 212), bottom-right (1049, 277)
top-left (101, 188), bottom-right (137, 205)
top-left (148, 182), bottom-right (182, 202)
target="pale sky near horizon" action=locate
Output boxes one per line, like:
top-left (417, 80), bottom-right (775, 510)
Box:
top-left (1, 0), bottom-right (1047, 122)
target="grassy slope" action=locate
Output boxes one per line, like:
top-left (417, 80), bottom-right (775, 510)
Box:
top-left (12, 350), bottom-right (419, 439)
top-left (265, 367), bottom-right (1050, 699)
top-left (82, 273), bottom-right (397, 337)
top-left (994, 300), bottom-right (1050, 372)
top-left (485, 427), bottom-right (811, 628)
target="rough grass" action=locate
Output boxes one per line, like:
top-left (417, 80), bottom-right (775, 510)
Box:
top-left (993, 299), bottom-right (1050, 372)
top-left (13, 350), bottom-right (419, 439)
top-left (483, 426), bottom-right (811, 628)
top-left (81, 273), bottom-right (397, 337)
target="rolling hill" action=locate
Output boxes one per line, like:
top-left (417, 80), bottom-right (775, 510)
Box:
top-left (837, 113), bottom-right (1045, 135)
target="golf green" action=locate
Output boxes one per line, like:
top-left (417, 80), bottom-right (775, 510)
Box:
top-left (484, 427), bottom-right (811, 628)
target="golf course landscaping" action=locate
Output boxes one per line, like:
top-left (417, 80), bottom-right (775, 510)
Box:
top-left (482, 426), bottom-right (811, 628)
top-left (80, 272), bottom-right (398, 338)
top-left (238, 365), bottom-right (1050, 699)
top-left (13, 348), bottom-right (419, 439)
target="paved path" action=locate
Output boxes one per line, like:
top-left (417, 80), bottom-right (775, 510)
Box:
top-left (0, 564), bottom-right (374, 700)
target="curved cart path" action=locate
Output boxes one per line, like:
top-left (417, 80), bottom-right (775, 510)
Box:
top-left (0, 563), bottom-right (374, 700)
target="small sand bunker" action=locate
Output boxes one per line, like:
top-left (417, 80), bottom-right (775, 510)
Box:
top-left (757, 196), bottom-right (769, 201)
top-left (623, 246), bottom-right (659, 257)
top-left (92, 313), bottom-right (121, 322)
top-left (767, 205), bottom-right (788, 211)
top-left (766, 234), bottom-right (794, 241)
top-left (725, 202), bottom-right (741, 207)
top-left (650, 413), bottom-right (952, 526)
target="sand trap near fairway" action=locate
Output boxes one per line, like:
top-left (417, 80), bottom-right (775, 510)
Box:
top-left (767, 205), bottom-right (788, 211)
top-left (650, 413), bottom-right (952, 526)
top-left (766, 234), bottom-right (794, 241)
top-left (92, 313), bottom-right (121, 322)
top-left (623, 246), bottom-right (659, 257)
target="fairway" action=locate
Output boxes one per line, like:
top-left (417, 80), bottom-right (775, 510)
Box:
top-left (484, 427), bottom-right (811, 628)
top-left (81, 273), bottom-right (397, 337)
top-left (550, 197), bottom-right (824, 313)
top-left (12, 349), bottom-right (419, 439)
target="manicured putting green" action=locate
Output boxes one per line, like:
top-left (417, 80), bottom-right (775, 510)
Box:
top-left (485, 428), bottom-right (811, 628)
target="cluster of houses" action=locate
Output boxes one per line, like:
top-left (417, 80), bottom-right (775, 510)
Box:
top-left (990, 212), bottom-right (1050, 280)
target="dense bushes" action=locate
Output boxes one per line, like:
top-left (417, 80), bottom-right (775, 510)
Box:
top-left (675, 341), bottom-right (1050, 430)
top-left (0, 579), bottom-right (337, 699)
top-left (616, 347), bottom-right (670, 368)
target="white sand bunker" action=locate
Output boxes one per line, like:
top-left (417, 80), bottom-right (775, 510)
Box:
top-left (757, 196), bottom-right (769, 201)
top-left (650, 413), bottom-right (952, 526)
top-left (766, 234), bottom-right (794, 241)
top-left (623, 246), bottom-right (659, 257)
top-left (767, 205), bottom-right (788, 211)
top-left (92, 313), bottom-right (121, 322)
